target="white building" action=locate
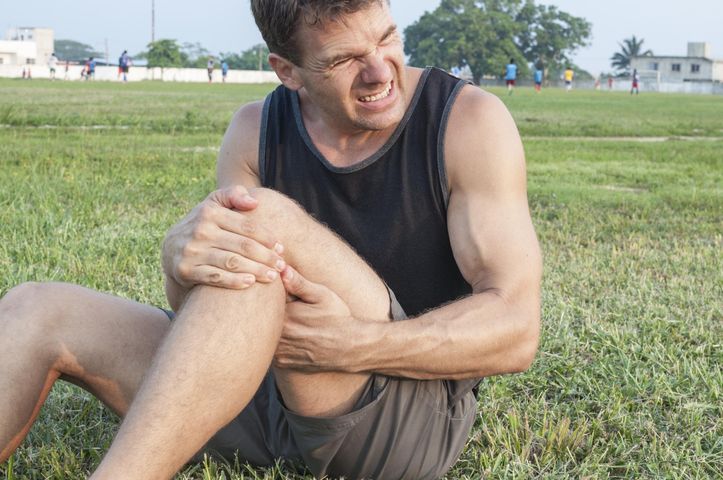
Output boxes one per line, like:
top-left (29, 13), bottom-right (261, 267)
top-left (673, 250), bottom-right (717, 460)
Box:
top-left (0, 27), bottom-right (54, 66)
top-left (631, 42), bottom-right (723, 83)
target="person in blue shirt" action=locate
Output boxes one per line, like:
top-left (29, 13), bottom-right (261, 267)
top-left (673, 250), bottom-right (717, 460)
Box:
top-left (119, 50), bottom-right (131, 83)
top-left (221, 60), bottom-right (229, 83)
top-left (86, 57), bottom-right (96, 81)
top-left (505, 58), bottom-right (517, 95)
top-left (534, 68), bottom-right (543, 93)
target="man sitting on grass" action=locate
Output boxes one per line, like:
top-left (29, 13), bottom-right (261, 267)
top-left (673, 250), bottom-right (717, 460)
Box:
top-left (0, 1), bottom-right (542, 478)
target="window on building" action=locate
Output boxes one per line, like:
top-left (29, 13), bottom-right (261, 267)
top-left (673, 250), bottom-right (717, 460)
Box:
top-left (26, 58), bottom-right (35, 65)
top-left (650, 62), bottom-right (659, 71)
top-left (0, 58), bottom-right (4, 65)
top-left (672, 63), bottom-right (681, 72)
top-left (691, 64), bottom-right (700, 73)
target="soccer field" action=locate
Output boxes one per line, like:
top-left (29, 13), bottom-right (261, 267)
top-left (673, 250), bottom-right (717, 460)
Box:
top-left (0, 79), bottom-right (721, 478)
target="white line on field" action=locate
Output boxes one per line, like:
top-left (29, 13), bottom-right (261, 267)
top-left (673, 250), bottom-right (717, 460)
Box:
top-left (524, 136), bottom-right (723, 142)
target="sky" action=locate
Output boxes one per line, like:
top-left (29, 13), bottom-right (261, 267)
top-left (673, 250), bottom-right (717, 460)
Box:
top-left (3, 0), bottom-right (722, 75)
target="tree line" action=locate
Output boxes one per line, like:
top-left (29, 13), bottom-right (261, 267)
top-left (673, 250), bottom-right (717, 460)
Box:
top-left (55, 0), bottom-right (653, 79)
top-left (404, 0), bottom-right (591, 80)
top-left (53, 39), bottom-right (271, 71)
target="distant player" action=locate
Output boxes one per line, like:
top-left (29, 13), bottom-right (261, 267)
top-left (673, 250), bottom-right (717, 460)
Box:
top-left (221, 60), bottom-right (229, 83)
top-left (505, 58), bottom-right (517, 95)
top-left (534, 68), bottom-right (543, 93)
top-left (48, 53), bottom-right (58, 80)
top-left (564, 67), bottom-right (574, 92)
top-left (207, 57), bottom-right (215, 83)
top-left (119, 50), bottom-right (131, 82)
top-left (630, 69), bottom-right (640, 95)
top-left (608, 75), bottom-right (614, 90)
top-left (86, 57), bottom-right (96, 81)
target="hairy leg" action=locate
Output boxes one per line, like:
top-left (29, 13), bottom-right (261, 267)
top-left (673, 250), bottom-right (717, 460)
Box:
top-left (92, 188), bottom-right (392, 478)
top-left (0, 282), bottom-right (170, 463)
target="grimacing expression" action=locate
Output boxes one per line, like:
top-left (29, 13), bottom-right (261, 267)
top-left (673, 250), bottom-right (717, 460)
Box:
top-left (292, 1), bottom-right (408, 133)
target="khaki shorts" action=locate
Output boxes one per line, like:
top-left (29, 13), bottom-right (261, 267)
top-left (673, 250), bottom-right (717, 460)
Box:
top-left (164, 289), bottom-right (480, 479)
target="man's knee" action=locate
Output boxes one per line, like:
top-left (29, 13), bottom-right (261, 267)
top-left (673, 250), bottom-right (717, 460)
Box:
top-left (1, 282), bottom-right (72, 333)
top-left (0, 282), bottom-right (61, 348)
top-left (1, 282), bottom-right (44, 317)
top-left (247, 187), bottom-right (308, 240)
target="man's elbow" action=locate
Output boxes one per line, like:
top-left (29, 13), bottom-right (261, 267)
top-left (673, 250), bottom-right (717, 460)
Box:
top-left (510, 310), bottom-right (541, 373)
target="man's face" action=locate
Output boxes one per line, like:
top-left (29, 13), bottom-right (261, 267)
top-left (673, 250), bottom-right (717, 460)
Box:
top-left (292, 1), bottom-right (407, 134)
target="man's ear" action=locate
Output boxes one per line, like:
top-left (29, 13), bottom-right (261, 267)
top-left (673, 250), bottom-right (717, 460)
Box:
top-left (269, 53), bottom-right (303, 91)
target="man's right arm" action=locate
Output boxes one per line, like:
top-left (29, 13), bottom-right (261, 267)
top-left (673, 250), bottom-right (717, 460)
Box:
top-left (161, 101), bottom-right (285, 311)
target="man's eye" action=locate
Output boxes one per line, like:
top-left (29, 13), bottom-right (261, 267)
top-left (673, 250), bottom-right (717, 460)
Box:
top-left (330, 58), bottom-right (353, 69)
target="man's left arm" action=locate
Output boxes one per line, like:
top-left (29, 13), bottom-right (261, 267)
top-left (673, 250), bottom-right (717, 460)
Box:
top-left (277, 86), bottom-right (542, 380)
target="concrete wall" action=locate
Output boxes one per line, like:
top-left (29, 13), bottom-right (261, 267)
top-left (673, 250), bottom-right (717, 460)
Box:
top-left (714, 61), bottom-right (723, 83)
top-left (631, 56), bottom-right (717, 82)
top-left (478, 77), bottom-right (723, 95)
top-left (0, 64), bottom-right (281, 84)
top-left (0, 40), bottom-right (36, 65)
top-left (33, 28), bottom-right (54, 66)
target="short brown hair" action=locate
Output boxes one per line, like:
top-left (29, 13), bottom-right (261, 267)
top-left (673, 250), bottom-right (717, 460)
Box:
top-left (251, 0), bottom-right (387, 66)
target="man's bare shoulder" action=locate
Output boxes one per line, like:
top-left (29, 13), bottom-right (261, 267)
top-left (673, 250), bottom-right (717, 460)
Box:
top-left (217, 99), bottom-right (266, 187)
top-left (444, 85), bottom-right (525, 195)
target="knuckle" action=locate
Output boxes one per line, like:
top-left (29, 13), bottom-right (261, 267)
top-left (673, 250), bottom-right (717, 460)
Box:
top-left (192, 225), bottom-right (211, 241)
top-left (176, 262), bottom-right (192, 280)
top-left (206, 271), bottom-right (223, 285)
top-left (232, 185), bottom-right (248, 196)
top-left (224, 255), bottom-right (242, 271)
top-left (181, 244), bottom-right (198, 258)
top-left (241, 220), bottom-right (256, 236)
top-left (237, 238), bottom-right (250, 254)
top-left (198, 203), bottom-right (216, 221)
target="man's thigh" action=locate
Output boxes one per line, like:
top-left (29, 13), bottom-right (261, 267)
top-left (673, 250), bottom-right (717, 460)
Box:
top-left (246, 188), bottom-right (393, 416)
top-left (201, 290), bottom-right (478, 479)
top-left (203, 372), bottom-right (478, 479)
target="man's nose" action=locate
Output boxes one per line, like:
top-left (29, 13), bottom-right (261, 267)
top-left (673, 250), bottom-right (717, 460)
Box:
top-left (360, 49), bottom-right (392, 85)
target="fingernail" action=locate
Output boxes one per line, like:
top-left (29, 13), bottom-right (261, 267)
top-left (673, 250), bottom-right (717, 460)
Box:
top-left (243, 194), bottom-right (256, 203)
top-left (266, 270), bottom-right (278, 281)
top-left (274, 243), bottom-right (284, 254)
top-left (276, 259), bottom-right (286, 271)
top-left (243, 275), bottom-right (255, 286)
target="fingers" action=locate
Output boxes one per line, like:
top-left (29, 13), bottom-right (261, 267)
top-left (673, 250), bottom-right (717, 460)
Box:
top-left (209, 185), bottom-right (258, 211)
top-left (281, 266), bottom-right (322, 304)
top-left (206, 247), bottom-right (283, 283)
top-left (175, 264), bottom-right (257, 290)
top-left (214, 207), bottom-right (282, 253)
top-left (211, 229), bottom-right (286, 274)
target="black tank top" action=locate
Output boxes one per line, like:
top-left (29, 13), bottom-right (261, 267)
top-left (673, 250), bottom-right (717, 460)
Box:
top-left (259, 67), bottom-right (472, 316)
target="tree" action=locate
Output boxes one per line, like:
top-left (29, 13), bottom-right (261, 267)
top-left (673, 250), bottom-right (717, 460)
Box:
top-left (404, 0), bottom-right (522, 82)
top-left (221, 44), bottom-right (271, 71)
top-left (404, 0), bottom-right (590, 81)
top-left (515, 2), bottom-right (591, 74)
top-left (610, 36), bottom-right (653, 74)
top-left (181, 42), bottom-right (212, 68)
top-left (140, 39), bottom-right (187, 69)
top-left (54, 39), bottom-right (101, 62)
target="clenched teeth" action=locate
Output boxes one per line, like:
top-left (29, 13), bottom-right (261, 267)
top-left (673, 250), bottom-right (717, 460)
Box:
top-left (359, 83), bottom-right (392, 103)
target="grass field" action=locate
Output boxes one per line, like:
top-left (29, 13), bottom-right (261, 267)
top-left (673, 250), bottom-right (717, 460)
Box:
top-left (0, 78), bottom-right (721, 479)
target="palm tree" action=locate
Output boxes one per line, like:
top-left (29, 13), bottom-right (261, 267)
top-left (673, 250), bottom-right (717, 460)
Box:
top-left (610, 36), bottom-right (653, 74)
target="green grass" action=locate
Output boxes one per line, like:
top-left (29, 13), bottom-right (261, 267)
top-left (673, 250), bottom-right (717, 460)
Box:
top-left (0, 79), bottom-right (721, 478)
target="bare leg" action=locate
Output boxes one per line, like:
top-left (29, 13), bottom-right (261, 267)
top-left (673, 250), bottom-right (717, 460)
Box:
top-left (0, 282), bottom-right (170, 462)
top-left (92, 188), bottom-right (392, 478)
